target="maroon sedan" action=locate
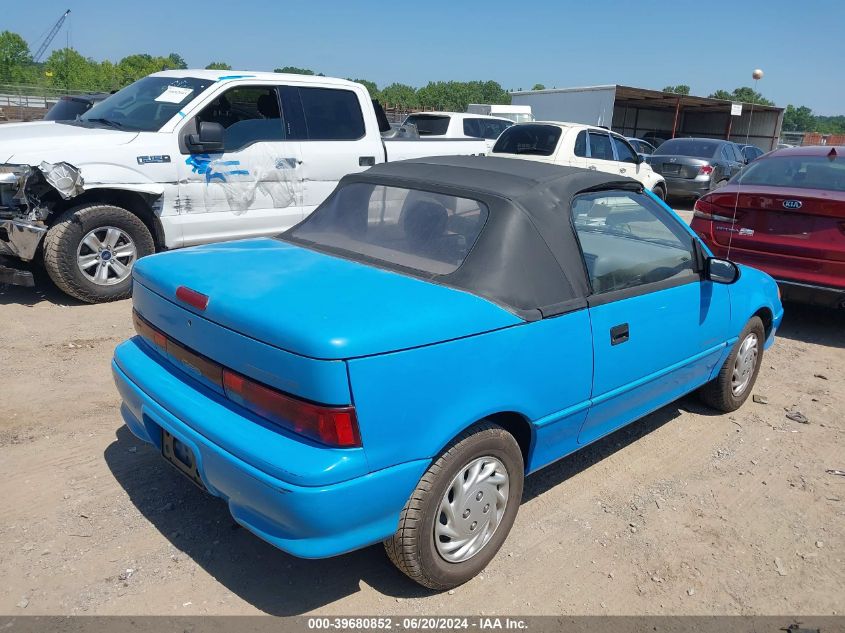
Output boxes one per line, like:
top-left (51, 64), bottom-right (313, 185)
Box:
top-left (691, 145), bottom-right (845, 307)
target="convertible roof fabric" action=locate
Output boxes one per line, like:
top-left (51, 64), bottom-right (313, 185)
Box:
top-left (283, 155), bottom-right (644, 321)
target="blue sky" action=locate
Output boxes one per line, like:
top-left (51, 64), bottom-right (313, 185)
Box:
top-left (9, 0), bottom-right (844, 114)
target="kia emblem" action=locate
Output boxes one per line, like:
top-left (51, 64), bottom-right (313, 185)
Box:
top-left (783, 200), bottom-right (802, 209)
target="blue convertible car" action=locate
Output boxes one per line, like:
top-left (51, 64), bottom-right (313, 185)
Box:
top-left (113, 156), bottom-right (782, 589)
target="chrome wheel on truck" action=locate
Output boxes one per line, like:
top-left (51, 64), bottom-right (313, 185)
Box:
top-left (43, 203), bottom-right (154, 303)
top-left (76, 226), bottom-right (137, 286)
top-left (384, 422), bottom-right (523, 590)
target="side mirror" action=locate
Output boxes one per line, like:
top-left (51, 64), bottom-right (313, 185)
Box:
top-left (706, 258), bottom-right (740, 284)
top-left (187, 121), bottom-right (225, 153)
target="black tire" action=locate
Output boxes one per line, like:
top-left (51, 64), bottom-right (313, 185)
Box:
top-left (699, 316), bottom-right (765, 412)
top-left (384, 423), bottom-right (524, 590)
top-left (43, 203), bottom-right (154, 303)
top-left (652, 184), bottom-right (667, 201)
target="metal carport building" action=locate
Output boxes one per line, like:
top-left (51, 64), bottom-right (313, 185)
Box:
top-left (510, 85), bottom-right (784, 151)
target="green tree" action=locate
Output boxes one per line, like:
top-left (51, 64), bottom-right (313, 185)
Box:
top-left (532, 83), bottom-right (546, 91)
top-left (709, 86), bottom-right (773, 106)
top-left (0, 30), bottom-right (32, 83)
top-left (663, 84), bottom-right (690, 95)
top-left (167, 53), bottom-right (188, 69)
top-left (782, 104), bottom-right (816, 132)
top-left (274, 66), bottom-right (323, 76)
top-left (380, 82), bottom-right (418, 107)
top-left (348, 78), bottom-right (380, 100)
top-left (205, 61), bottom-right (232, 70)
top-left (44, 48), bottom-right (99, 90)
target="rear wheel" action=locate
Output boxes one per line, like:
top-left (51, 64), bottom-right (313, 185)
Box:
top-left (699, 316), bottom-right (765, 412)
top-left (43, 203), bottom-right (155, 303)
top-left (384, 423), bottom-right (524, 590)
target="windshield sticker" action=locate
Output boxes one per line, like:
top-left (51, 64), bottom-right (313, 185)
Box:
top-left (186, 154), bottom-right (249, 183)
top-left (155, 86), bottom-right (194, 104)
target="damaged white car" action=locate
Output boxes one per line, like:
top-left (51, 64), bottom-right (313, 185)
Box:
top-left (0, 70), bottom-right (487, 302)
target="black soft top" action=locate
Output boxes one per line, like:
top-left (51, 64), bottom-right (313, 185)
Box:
top-left (285, 155), bottom-right (644, 321)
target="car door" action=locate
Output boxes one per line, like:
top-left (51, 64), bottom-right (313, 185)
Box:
top-left (283, 85), bottom-right (384, 216)
top-left (610, 134), bottom-right (643, 182)
top-left (177, 84), bottom-right (304, 246)
top-left (585, 130), bottom-right (622, 177)
top-left (569, 189), bottom-right (732, 445)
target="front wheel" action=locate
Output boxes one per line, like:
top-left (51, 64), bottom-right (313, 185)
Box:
top-left (699, 316), bottom-right (765, 412)
top-left (652, 184), bottom-right (667, 201)
top-left (384, 423), bottom-right (524, 590)
top-left (43, 203), bottom-right (155, 303)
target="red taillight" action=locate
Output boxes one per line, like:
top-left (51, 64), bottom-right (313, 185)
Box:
top-left (693, 197), bottom-right (737, 223)
top-left (223, 370), bottom-right (361, 448)
top-left (176, 286), bottom-right (209, 311)
top-left (131, 310), bottom-right (358, 447)
top-left (698, 165), bottom-right (714, 176)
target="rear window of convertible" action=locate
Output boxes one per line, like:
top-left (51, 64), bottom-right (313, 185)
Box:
top-left (286, 183), bottom-right (489, 275)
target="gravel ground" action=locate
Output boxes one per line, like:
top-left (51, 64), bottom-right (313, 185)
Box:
top-left (1, 202), bottom-right (843, 615)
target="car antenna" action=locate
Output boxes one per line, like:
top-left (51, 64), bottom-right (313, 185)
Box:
top-left (726, 69), bottom-right (764, 260)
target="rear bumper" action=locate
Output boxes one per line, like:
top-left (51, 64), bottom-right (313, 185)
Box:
top-left (111, 341), bottom-right (428, 559)
top-left (662, 176), bottom-right (711, 198)
top-left (777, 280), bottom-right (845, 308)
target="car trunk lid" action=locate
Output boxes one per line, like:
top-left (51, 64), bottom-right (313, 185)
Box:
top-left (132, 238), bottom-right (522, 362)
top-left (648, 155), bottom-right (709, 179)
top-left (705, 185), bottom-right (845, 262)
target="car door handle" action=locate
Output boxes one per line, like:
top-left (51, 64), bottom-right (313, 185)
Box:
top-left (610, 323), bottom-right (629, 346)
top-left (588, 165), bottom-right (597, 171)
top-left (359, 156), bottom-right (376, 167)
top-left (619, 167), bottom-right (626, 174)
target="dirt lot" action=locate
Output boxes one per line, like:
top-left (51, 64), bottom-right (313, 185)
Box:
top-left (1, 205), bottom-right (843, 616)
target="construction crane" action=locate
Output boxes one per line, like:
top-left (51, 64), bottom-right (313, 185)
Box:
top-left (32, 9), bottom-right (71, 63)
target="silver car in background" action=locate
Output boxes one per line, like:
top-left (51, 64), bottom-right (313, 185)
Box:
top-left (647, 138), bottom-right (747, 199)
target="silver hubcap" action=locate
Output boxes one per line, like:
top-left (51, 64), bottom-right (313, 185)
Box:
top-left (731, 332), bottom-right (759, 396)
top-left (76, 226), bottom-right (136, 286)
top-left (435, 456), bottom-right (509, 563)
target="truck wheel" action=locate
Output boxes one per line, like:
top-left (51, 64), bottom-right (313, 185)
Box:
top-left (43, 203), bottom-right (155, 303)
top-left (653, 184), bottom-right (667, 201)
top-left (699, 316), bottom-right (765, 412)
top-left (384, 423), bottom-right (524, 590)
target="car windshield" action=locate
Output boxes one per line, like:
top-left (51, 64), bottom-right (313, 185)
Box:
top-left (285, 182), bottom-right (489, 275)
top-left (654, 139), bottom-right (719, 158)
top-left (78, 76), bottom-right (214, 132)
top-left (403, 115), bottom-right (450, 136)
top-left (735, 155), bottom-right (845, 192)
top-left (492, 124), bottom-right (561, 156)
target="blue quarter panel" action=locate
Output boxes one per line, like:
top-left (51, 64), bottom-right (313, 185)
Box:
top-left (347, 310), bottom-right (594, 474)
top-left (133, 239), bottom-right (522, 360)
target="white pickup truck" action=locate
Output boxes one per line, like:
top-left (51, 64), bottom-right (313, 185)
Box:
top-left (0, 70), bottom-right (487, 302)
